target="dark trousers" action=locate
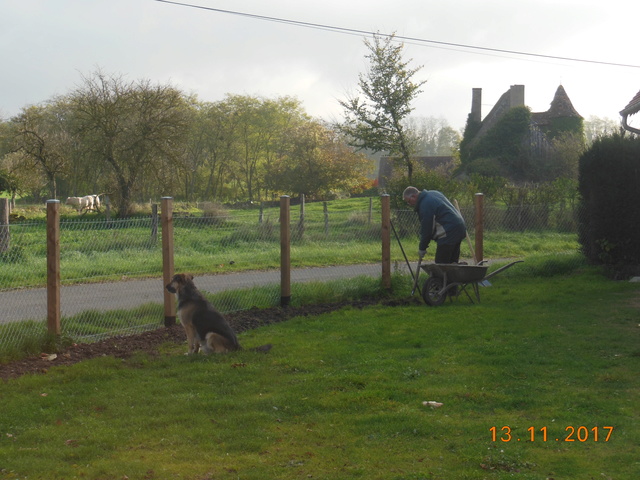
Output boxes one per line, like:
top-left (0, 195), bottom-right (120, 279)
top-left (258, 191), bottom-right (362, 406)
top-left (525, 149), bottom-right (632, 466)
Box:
top-left (435, 242), bottom-right (462, 264)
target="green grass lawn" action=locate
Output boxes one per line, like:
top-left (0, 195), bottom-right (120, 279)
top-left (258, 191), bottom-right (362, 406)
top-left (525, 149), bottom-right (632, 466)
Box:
top-left (1, 269), bottom-right (638, 479)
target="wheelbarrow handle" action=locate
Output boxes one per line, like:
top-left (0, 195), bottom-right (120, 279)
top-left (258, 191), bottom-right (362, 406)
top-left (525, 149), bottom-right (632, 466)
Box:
top-left (483, 260), bottom-right (524, 281)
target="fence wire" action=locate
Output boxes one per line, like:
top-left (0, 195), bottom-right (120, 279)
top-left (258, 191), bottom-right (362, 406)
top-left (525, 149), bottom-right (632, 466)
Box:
top-left (0, 200), bottom-right (584, 352)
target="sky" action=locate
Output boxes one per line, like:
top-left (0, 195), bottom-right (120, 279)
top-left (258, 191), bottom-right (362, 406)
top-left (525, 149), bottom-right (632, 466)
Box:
top-left (2, 0), bottom-right (640, 131)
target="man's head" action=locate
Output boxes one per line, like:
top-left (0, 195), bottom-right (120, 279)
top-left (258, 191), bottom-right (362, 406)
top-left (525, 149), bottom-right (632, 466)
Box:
top-left (403, 186), bottom-right (420, 207)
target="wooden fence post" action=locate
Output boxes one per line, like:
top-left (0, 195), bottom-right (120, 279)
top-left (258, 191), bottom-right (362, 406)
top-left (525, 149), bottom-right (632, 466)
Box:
top-left (381, 194), bottom-right (391, 291)
top-left (0, 198), bottom-right (9, 253)
top-left (46, 199), bottom-right (61, 336)
top-left (475, 193), bottom-right (484, 263)
top-left (280, 195), bottom-right (291, 307)
top-left (161, 197), bottom-right (175, 327)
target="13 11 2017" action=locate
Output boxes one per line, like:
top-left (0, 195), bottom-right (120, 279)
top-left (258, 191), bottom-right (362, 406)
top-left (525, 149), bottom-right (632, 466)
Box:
top-left (489, 425), bottom-right (614, 442)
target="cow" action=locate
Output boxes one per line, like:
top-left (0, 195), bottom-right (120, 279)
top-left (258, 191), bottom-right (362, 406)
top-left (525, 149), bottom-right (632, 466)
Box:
top-left (92, 194), bottom-right (102, 212)
top-left (65, 195), bottom-right (99, 213)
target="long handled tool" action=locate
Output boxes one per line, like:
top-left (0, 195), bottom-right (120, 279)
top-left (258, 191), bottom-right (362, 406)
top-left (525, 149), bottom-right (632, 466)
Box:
top-left (454, 199), bottom-right (491, 286)
top-left (390, 220), bottom-right (415, 281)
top-left (411, 256), bottom-right (423, 296)
top-left (453, 199), bottom-right (477, 265)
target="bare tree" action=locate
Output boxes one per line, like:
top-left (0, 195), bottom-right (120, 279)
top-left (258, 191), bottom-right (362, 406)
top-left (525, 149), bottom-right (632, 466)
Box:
top-left (69, 71), bottom-right (190, 216)
top-left (8, 102), bottom-right (72, 199)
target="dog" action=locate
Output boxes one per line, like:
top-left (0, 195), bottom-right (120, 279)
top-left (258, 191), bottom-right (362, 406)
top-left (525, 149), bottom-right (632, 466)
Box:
top-left (165, 273), bottom-right (271, 354)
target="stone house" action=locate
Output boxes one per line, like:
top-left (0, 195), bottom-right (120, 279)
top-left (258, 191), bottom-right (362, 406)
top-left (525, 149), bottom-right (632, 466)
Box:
top-left (461, 84), bottom-right (583, 180)
top-left (468, 84), bottom-right (582, 154)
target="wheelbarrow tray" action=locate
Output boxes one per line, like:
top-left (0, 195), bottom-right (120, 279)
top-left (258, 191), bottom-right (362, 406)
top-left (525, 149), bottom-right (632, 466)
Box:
top-left (420, 263), bottom-right (489, 283)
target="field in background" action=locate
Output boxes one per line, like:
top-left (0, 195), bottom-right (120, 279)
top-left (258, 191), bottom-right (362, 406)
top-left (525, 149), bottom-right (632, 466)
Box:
top-left (1, 197), bottom-right (580, 289)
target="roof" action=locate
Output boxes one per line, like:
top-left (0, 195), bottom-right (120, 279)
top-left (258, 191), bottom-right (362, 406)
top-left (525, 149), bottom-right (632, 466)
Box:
top-left (531, 85), bottom-right (582, 125)
top-left (620, 90), bottom-right (640, 116)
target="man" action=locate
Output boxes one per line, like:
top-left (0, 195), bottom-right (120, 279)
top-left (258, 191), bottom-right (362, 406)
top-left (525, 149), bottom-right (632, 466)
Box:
top-left (403, 186), bottom-right (467, 264)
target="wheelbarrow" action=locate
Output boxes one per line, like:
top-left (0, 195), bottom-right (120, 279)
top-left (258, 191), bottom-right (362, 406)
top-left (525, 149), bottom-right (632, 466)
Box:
top-left (419, 260), bottom-right (523, 306)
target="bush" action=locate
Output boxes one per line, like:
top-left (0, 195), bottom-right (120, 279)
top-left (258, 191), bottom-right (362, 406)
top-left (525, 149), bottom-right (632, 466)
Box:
top-left (578, 133), bottom-right (640, 277)
top-left (200, 202), bottom-right (230, 225)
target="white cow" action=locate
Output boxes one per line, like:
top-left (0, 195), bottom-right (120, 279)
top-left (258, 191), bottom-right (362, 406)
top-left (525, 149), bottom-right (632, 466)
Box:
top-left (65, 195), bottom-right (98, 213)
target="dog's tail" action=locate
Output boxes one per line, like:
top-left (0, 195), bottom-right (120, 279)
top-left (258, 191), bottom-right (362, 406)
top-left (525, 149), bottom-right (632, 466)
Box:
top-left (253, 344), bottom-right (273, 353)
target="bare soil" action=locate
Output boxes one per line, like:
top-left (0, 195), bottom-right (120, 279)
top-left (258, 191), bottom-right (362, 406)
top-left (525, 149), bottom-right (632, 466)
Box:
top-left (0, 298), bottom-right (419, 381)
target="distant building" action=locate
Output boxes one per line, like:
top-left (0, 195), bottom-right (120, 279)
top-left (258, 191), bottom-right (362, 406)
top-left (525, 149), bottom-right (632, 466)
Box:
top-left (462, 84), bottom-right (583, 180)
top-left (378, 85), bottom-right (584, 185)
top-left (468, 84), bottom-right (582, 150)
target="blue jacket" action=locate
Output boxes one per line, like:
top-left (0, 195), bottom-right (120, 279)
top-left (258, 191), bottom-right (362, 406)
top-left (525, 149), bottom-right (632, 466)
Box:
top-left (415, 190), bottom-right (466, 250)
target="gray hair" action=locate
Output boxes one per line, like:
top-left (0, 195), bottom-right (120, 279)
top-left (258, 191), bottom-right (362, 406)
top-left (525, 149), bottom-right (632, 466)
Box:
top-left (402, 186), bottom-right (419, 199)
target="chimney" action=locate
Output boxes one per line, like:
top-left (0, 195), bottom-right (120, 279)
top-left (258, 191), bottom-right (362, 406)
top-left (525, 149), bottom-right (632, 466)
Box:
top-left (471, 88), bottom-right (482, 122)
top-left (510, 85), bottom-right (525, 107)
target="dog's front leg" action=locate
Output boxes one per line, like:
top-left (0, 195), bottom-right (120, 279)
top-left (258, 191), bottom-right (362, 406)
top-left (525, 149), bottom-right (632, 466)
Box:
top-left (187, 338), bottom-right (200, 354)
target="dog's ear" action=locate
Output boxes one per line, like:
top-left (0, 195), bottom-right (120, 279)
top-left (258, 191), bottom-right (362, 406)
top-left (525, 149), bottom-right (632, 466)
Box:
top-left (186, 273), bottom-right (194, 281)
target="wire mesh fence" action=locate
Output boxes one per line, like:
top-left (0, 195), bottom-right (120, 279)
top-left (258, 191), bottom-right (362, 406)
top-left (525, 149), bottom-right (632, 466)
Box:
top-left (0, 197), bottom-right (585, 352)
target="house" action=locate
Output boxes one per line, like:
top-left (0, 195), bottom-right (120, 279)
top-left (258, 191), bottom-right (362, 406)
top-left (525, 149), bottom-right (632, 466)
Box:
top-left (468, 84), bottom-right (582, 147)
top-left (620, 90), bottom-right (640, 134)
top-left (461, 84), bottom-right (583, 180)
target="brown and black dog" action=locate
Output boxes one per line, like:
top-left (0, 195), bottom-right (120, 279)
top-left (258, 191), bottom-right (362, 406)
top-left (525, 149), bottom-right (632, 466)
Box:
top-left (166, 273), bottom-right (271, 354)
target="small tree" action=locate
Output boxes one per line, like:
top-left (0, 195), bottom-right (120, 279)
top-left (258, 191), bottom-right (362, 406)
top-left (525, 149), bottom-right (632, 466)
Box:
top-left (338, 33), bottom-right (426, 182)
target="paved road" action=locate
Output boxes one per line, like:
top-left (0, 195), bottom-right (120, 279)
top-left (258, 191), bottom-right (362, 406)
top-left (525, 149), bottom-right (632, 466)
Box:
top-left (1, 264), bottom-right (401, 324)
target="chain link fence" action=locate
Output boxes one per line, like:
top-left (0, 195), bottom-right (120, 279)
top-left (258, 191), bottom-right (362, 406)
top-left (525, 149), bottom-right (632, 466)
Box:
top-left (0, 197), bottom-right (584, 352)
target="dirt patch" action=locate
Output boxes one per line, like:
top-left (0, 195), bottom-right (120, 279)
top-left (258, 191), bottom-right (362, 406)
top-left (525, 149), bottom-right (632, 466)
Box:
top-left (0, 298), bottom-right (421, 381)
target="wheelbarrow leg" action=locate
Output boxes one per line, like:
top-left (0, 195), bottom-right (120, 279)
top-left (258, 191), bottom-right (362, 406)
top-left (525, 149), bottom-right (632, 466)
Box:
top-left (471, 282), bottom-right (481, 303)
top-left (456, 282), bottom-right (477, 304)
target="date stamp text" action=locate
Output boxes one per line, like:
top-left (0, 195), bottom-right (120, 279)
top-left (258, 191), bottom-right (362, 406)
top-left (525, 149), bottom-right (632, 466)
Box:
top-left (490, 426), bottom-right (614, 442)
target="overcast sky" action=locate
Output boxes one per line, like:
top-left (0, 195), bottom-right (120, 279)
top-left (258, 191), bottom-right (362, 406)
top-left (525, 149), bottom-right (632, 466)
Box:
top-left (2, 0), bottom-right (639, 130)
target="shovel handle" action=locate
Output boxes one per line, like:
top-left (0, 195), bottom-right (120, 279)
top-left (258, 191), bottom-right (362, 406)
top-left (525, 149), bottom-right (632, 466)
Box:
top-left (411, 258), bottom-right (423, 295)
top-left (454, 199), bottom-right (477, 265)
top-left (391, 220), bottom-right (415, 281)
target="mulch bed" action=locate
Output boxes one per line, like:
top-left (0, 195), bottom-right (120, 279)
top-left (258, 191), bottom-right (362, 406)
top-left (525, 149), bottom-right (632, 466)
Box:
top-left (1, 298), bottom-right (420, 381)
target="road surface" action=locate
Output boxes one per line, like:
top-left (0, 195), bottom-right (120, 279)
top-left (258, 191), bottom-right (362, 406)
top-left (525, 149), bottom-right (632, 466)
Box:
top-left (1, 264), bottom-right (400, 323)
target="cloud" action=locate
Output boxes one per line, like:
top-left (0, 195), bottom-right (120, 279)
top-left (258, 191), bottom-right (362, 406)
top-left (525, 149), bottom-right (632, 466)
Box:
top-left (1, 0), bottom-right (639, 129)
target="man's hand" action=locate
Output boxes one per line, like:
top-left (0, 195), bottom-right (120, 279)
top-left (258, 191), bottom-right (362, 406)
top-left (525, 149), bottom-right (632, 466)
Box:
top-left (418, 250), bottom-right (427, 260)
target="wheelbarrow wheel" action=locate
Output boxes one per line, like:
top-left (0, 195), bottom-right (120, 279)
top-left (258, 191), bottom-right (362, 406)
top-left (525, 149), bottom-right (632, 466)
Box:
top-left (422, 276), bottom-right (446, 306)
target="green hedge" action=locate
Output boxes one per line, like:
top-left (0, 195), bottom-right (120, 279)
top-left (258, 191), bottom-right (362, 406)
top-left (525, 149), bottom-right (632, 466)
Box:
top-left (578, 133), bottom-right (640, 277)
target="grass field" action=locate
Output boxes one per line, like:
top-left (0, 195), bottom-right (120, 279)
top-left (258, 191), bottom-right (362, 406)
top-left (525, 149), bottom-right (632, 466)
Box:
top-left (1, 266), bottom-right (638, 479)
top-left (1, 197), bottom-right (580, 290)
